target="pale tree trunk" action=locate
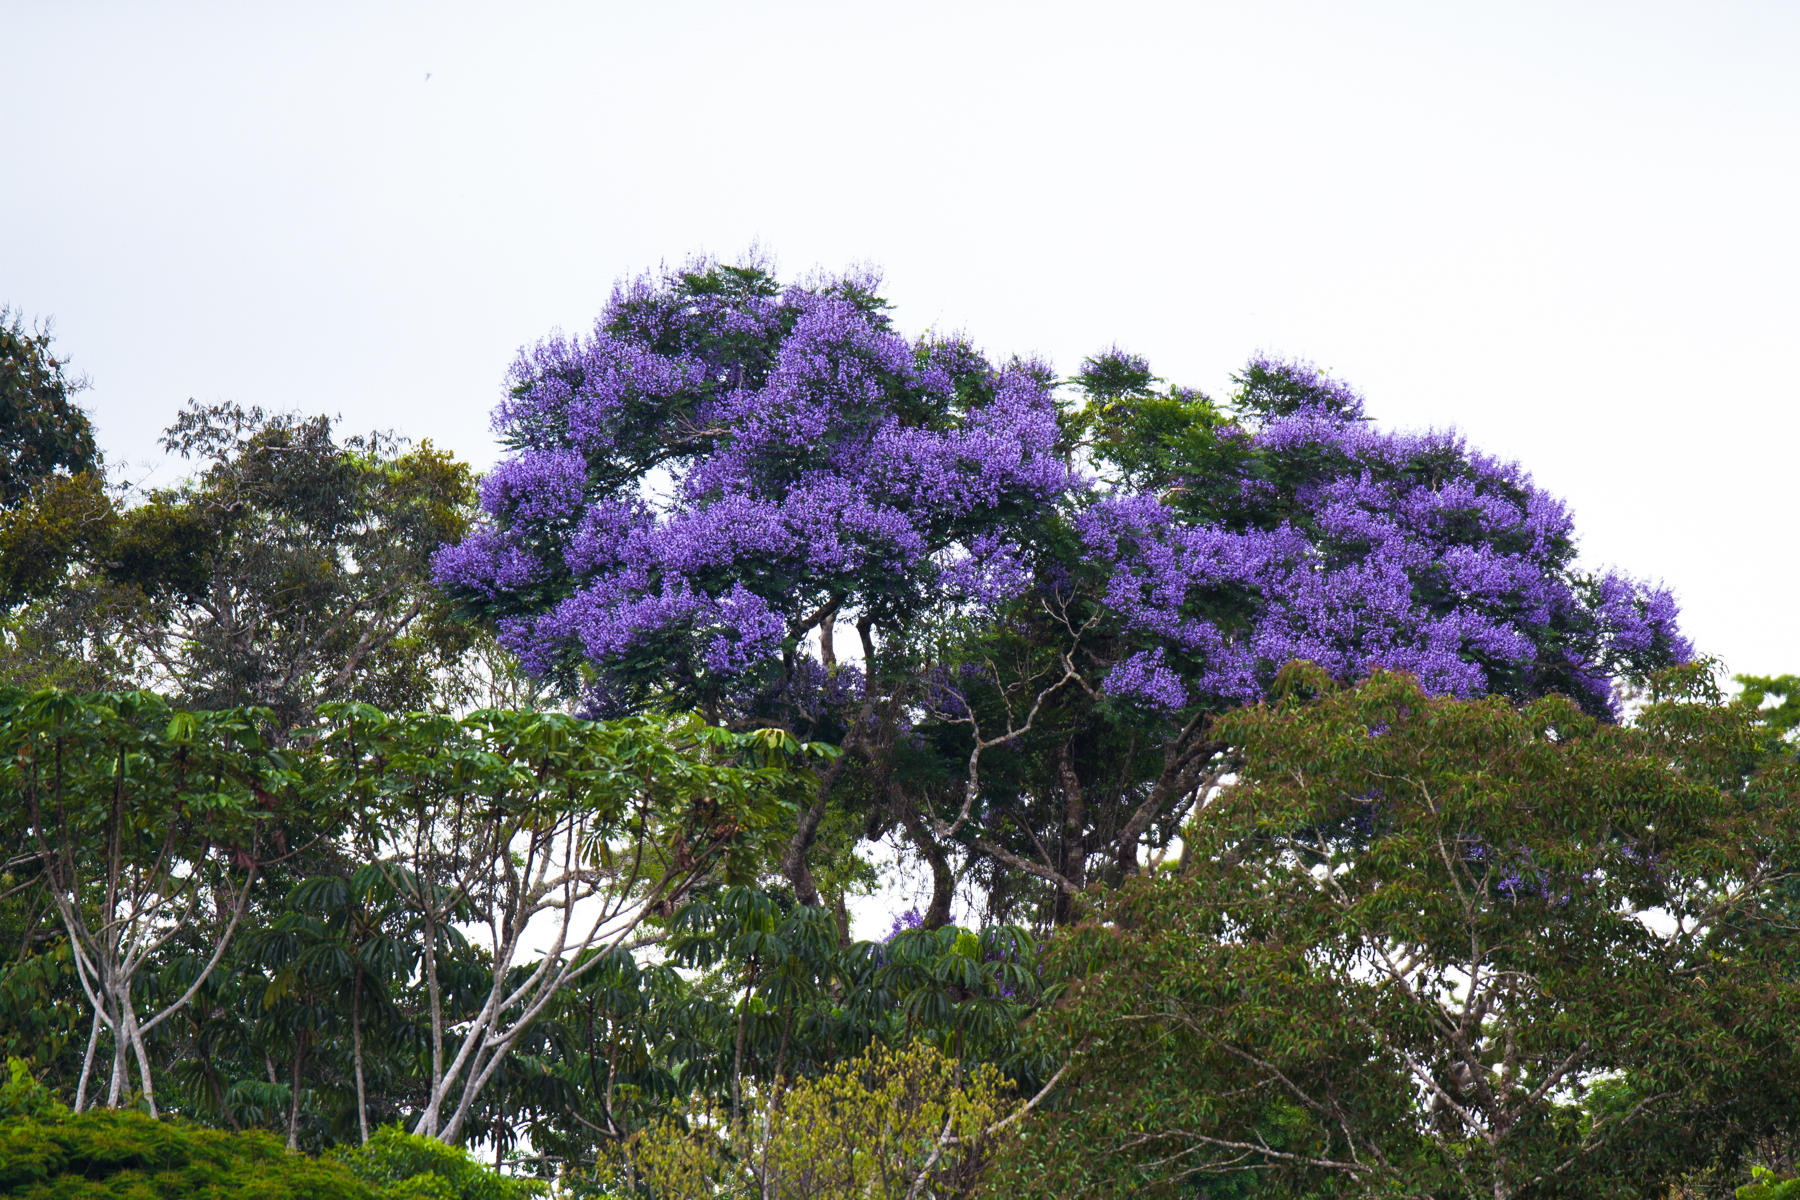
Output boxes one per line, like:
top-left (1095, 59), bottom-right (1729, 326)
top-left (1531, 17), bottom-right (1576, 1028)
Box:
top-left (286, 1035), bottom-right (307, 1149)
top-left (413, 825), bottom-right (713, 1146)
top-left (122, 1003), bottom-right (158, 1117)
top-left (73, 1008), bottom-right (101, 1112)
top-left (352, 968), bottom-right (369, 1144)
top-left (26, 748), bottom-right (257, 1115)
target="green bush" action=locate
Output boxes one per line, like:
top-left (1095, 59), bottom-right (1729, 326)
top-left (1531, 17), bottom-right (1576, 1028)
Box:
top-left (1741, 1167), bottom-right (1800, 1200)
top-left (0, 1109), bottom-right (379, 1199)
top-left (332, 1127), bottom-right (542, 1200)
top-left (0, 1060), bottom-right (538, 1200)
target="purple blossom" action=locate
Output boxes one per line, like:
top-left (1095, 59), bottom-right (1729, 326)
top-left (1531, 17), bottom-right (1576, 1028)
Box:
top-left (432, 532), bottom-right (543, 598)
top-left (435, 256), bottom-right (1690, 724)
top-left (1104, 648), bottom-right (1193, 710)
top-left (941, 533), bottom-right (1032, 606)
top-left (1078, 383), bottom-right (1689, 714)
top-left (883, 907), bottom-right (927, 942)
top-left (478, 448), bottom-right (587, 523)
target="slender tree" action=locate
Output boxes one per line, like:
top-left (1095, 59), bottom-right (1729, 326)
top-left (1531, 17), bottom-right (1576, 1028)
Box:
top-left (2, 690), bottom-right (290, 1115)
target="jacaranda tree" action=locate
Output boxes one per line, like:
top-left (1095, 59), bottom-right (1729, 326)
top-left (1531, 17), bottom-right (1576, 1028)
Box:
top-left (435, 256), bottom-right (1690, 929)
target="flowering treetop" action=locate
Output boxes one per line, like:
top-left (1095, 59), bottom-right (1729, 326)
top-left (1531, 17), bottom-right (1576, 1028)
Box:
top-left (437, 263), bottom-right (1069, 712)
top-left (436, 258), bottom-right (1689, 924)
top-left (440, 259), bottom-right (1684, 720)
top-left (1071, 352), bottom-right (1685, 716)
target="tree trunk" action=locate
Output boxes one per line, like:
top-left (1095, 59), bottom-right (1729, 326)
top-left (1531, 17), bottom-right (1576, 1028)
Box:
top-left (352, 968), bottom-right (369, 1144)
top-left (903, 809), bottom-right (956, 930)
top-left (74, 1009), bottom-right (100, 1112)
top-left (1054, 745), bottom-right (1087, 925)
top-left (286, 1034), bottom-right (307, 1150)
top-left (416, 907), bottom-right (445, 1137)
top-left (783, 755), bottom-right (851, 909)
top-left (105, 1023), bottom-right (126, 1108)
top-left (124, 1005), bottom-right (158, 1117)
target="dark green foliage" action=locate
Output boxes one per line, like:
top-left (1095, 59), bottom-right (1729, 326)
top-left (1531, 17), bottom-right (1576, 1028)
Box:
top-left (1, 689), bottom-right (295, 1115)
top-left (6, 300), bottom-right (1795, 1197)
top-left (0, 689), bottom-right (836, 1166)
top-left (0, 1061), bottom-right (536, 1199)
top-left (0, 401), bottom-right (480, 727)
top-left (0, 308), bottom-right (97, 507)
top-left (990, 665), bottom-right (1800, 1199)
top-left (0, 310), bottom-right (108, 611)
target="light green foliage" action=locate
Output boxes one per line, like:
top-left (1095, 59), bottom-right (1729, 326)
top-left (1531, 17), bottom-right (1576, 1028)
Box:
top-left (334, 1126), bottom-right (543, 1200)
top-left (1068, 350), bottom-right (1240, 508)
top-left (1741, 1167), bottom-right (1800, 1200)
top-left (3, 1056), bottom-right (60, 1120)
top-left (609, 1040), bottom-right (1019, 1199)
top-left (0, 1063), bottom-right (536, 1199)
top-left (0, 1060), bottom-right (382, 1198)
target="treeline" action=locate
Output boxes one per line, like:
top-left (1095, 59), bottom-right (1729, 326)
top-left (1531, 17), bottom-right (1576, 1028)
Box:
top-left (4, 272), bottom-right (1800, 1199)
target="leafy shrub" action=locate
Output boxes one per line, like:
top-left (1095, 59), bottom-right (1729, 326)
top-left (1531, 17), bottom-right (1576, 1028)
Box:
top-left (607, 1039), bottom-right (1019, 1199)
top-left (0, 1110), bottom-right (378, 1199)
top-left (333, 1127), bottom-right (543, 1200)
top-left (1741, 1167), bottom-right (1800, 1200)
top-left (0, 1059), bottom-right (536, 1200)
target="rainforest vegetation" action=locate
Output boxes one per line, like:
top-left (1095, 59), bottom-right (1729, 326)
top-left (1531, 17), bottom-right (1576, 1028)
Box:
top-left (2, 268), bottom-right (1797, 1199)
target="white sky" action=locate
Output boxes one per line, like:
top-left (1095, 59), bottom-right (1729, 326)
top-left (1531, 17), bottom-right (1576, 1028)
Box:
top-left (5, 0), bottom-right (1797, 694)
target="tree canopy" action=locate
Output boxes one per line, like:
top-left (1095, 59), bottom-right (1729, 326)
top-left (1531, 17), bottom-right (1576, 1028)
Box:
top-left (10, 266), bottom-right (1797, 1200)
top-left (0, 307), bottom-right (97, 507)
top-left (435, 257), bottom-right (1690, 928)
top-left (997, 664), bottom-right (1800, 1199)
top-left (1, 400), bottom-right (482, 725)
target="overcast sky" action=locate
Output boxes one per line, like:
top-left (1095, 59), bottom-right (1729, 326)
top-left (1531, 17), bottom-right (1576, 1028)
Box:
top-left (6, 0), bottom-right (1797, 688)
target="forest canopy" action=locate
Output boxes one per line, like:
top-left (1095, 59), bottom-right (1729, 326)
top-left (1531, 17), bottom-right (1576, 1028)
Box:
top-left (2, 262), bottom-right (1792, 1200)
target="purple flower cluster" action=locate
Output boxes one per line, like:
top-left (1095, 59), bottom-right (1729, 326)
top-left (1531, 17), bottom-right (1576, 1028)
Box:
top-left (883, 907), bottom-right (927, 942)
top-left (436, 259), bottom-right (1688, 722)
top-left (1078, 359), bottom-right (1689, 715)
top-left (436, 261), bottom-right (1067, 705)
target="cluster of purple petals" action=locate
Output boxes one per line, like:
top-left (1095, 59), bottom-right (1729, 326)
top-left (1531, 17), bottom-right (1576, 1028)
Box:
top-left (939, 532), bottom-right (1034, 607)
top-left (759, 657), bottom-right (868, 725)
top-left (882, 907), bottom-right (927, 942)
top-left (479, 448), bottom-right (588, 523)
top-left (437, 261), bottom-right (1689, 721)
top-left (1591, 572), bottom-right (1684, 659)
top-left (1081, 360), bottom-right (1689, 714)
top-left (496, 333), bottom-right (701, 460)
top-left (437, 265), bottom-right (1068, 697)
top-left (433, 532), bottom-right (544, 598)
